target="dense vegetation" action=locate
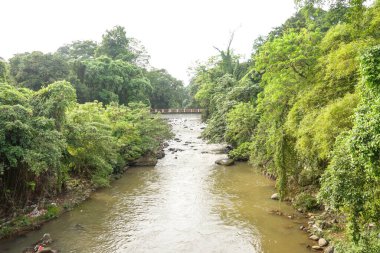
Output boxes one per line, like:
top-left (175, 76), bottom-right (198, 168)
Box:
top-left (7, 26), bottom-right (188, 108)
top-left (0, 27), bottom-right (179, 225)
top-left (191, 0), bottom-right (380, 251)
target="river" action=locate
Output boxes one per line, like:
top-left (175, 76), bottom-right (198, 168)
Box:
top-left (0, 114), bottom-right (310, 253)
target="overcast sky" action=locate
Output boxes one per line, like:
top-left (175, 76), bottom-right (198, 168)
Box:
top-left (0, 0), bottom-right (297, 84)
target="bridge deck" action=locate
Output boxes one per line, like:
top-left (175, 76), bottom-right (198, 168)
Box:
top-left (151, 108), bottom-right (203, 114)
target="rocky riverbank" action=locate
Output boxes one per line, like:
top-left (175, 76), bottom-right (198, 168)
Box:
top-left (269, 194), bottom-right (337, 252)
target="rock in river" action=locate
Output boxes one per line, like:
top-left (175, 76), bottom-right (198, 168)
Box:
top-left (215, 158), bottom-right (234, 166)
top-left (318, 238), bottom-right (328, 247)
top-left (312, 245), bottom-right (323, 251)
top-left (271, 193), bottom-right (280, 200)
top-left (309, 235), bottom-right (319, 241)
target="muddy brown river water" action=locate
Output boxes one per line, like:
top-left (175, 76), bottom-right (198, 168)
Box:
top-left (0, 114), bottom-right (311, 253)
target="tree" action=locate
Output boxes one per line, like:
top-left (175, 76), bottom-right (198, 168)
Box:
top-left (78, 56), bottom-right (151, 105)
top-left (96, 26), bottom-right (135, 62)
top-left (9, 52), bottom-right (69, 90)
top-left (30, 81), bottom-right (76, 130)
top-left (57, 40), bottom-right (98, 60)
top-left (146, 69), bottom-right (186, 108)
top-left (0, 82), bottom-right (69, 211)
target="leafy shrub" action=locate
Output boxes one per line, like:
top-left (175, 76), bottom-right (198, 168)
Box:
top-left (335, 231), bottom-right (380, 253)
top-left (225, 102), bottom-right (257, 146)
top-left (229, 142), bottom-right (251, 161)
top-left (293, 192), bottom-right (320, 211)
top-left (43, 204), bottom-right (60, 219)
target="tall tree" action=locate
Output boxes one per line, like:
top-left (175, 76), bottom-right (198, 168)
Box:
top-left (9, 52), bottom-right (69, 90)
top-left (96, 26), bottom-right (135, 62)
top-left (146, 69), bottom-right (186, 109)
top-left (78, 56), bottom-right (151, 105)
top-left (57, 40), bottom-right (98, 60)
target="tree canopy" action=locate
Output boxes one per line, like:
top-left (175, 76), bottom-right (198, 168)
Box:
top-left (6, 26), bottom-right (188, 108)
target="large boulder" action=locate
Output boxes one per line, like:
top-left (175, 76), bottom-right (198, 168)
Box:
top-left (215, 158), bottom-right (235, 166)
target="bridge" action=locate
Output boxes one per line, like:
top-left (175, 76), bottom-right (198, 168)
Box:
top-left (151, 108), bottom-right (203, 114)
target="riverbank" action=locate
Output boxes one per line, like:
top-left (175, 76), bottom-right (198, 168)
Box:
top-left (0, 147), bottom-right (166, 241)
top-left (255, 169), bottom-right (337, 252)
top-left (0, 177), bottom-right (94, 240)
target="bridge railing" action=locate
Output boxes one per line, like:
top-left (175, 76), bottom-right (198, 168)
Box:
top-left (150, 108), bottom-right (203, 114)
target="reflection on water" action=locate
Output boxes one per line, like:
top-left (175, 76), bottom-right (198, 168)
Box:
top-left (0, 114), bottom-right (309, 253)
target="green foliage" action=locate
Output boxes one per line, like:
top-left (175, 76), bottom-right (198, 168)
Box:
top-left (106, 102), bottom-right (172, 164)
top-left (9, 52), bottom-right (69, 90)
top-left (43, 204), bottom-right (60, 219)
top-left (0, 83), bottom-right (31, 106)
top-left (0, 83), bottom-right (68, 210)
top-left (293, 192), bottom-right (320, 211)
top-left (65, 102), bottom-right (116, 187)
top-left (320, 45), bottom-right (380, 241)
top-left (225, 102), bottom-right (257, 146)
top-left (57, 40), bottom-right (98, 60)
top-left (195, 71), bottom-right (236, 141)
top-left (0, 60), bottom-right (8, 83)
top-left (31, 81), bottom-right (77, 130)
top-left (8, 26), bottom-right (181, 109)
top-left (228, 142), bottom-right (251, 161)
top-left (334, 230), bottom-right (380, 253)
top-left (96, 26), bottom-right (136, 62)
top-left (248, 29), bottom-right (322, 196)
top-left (65, 101), bottom-right (171, 186)
top-left (0, 81), bottom-right (171, 214)
top-left (78, 56), bottom-right (152, 105)
top-left (147, 69), bottom-right (188, 108)
top-left (311, 93), bottom-right (358, 159)
top-left (255, 29), bottom-right (321, 79)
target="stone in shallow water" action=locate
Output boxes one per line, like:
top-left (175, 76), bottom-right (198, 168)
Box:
top-left (271, 193), bottom-right (280, 200)
top-left (312, 245), bottom-right (323, 251)
top-left (309, 235), bottom-right (319, 241)
top-left (318, 238), bottom-right (328, 247)
top-left (215, 158), bottom-right (234, 166)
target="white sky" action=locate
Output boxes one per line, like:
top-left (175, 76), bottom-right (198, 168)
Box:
top-left (0, 0), bottom-right (297, 84)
